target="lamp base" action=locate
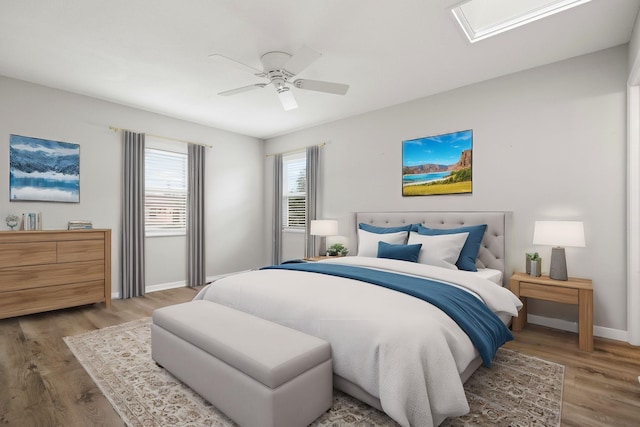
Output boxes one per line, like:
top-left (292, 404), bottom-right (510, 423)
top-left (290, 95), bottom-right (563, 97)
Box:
top-left (318, 236), bottom-right (327, 257)
top-left (549, 247), bottom-right (568, 281)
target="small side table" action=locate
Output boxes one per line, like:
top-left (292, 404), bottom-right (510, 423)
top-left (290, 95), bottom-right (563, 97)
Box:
top-left (303, 256), bottom-right (341, 262)
top-left (509, 272), bottom-right (594, 352)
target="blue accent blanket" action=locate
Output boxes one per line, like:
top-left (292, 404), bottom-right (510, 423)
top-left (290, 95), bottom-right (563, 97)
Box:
top-left (262, 262), bottom-right (512, 367)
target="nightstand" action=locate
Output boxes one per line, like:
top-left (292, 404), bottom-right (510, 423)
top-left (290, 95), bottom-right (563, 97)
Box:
top-left (303, 256), bottom-right (339, 262)
top-left (509, 272), bottom-right (593, 352)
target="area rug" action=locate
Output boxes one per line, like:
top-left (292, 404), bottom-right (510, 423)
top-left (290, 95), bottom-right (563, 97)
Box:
top-left (64, 318), bottom-right (564, 427)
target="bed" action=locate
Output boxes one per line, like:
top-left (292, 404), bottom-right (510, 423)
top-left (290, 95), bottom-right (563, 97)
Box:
top-left (195, 211), bottom-right (522, 426)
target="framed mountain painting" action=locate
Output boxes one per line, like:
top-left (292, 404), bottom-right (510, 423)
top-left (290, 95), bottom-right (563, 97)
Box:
top-left (9, 134), bottom-right (80, 202)
top-left (402, 129), bottom-right (472, 196)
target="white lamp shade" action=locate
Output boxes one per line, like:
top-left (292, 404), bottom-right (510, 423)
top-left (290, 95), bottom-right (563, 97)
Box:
top-left (310, 220), bottom-right (338, 236)
top-left (533, 220), bottom-right (585, 247)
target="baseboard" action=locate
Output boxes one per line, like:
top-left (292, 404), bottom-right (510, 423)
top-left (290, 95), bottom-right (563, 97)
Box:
top-left (527, 314), bottom-right (628, 342)
top-left (146, 280), bottom-right (187, 293)
top-left (110, 271), bottom-right (252, 300)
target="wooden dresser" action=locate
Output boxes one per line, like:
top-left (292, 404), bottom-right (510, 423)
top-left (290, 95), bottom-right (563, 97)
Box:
top-left (0, 229), bottom-right (111, 319)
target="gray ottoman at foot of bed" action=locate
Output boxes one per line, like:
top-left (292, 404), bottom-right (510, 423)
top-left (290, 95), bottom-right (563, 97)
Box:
top-left (151, 300), bottom-right (333, 427)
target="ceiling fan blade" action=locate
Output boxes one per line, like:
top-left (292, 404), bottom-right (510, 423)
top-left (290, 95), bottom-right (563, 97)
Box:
top-left (277, 87), bottom-right (298, 111)
top-left (218, 83), bottom-right (267, 96)
top-left (283, 46), bottom-right (321, 76)
top-left (208, 53), bottom-right (265, 77)
top-left (293, 79), bottom-right (349, 95)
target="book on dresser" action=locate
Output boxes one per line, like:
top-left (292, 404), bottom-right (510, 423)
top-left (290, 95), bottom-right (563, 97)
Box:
top-left (19, 212), bottom-right (42, 231)
top-left (68, 220), bottom-right (93, 230)
top-left (0, 229), bottom-right (111, 319)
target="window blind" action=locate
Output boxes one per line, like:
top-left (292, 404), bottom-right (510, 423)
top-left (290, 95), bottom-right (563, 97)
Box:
top-left (145, 148), bottom-right (188, 235)
top-left (282, 152), bottom-right (306, 229)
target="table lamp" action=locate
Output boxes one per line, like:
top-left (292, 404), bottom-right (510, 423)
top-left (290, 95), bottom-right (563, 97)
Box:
top-left (310, 219), bottom-right (339, 256)
top-left (532, 220), bottom-right (585, 280)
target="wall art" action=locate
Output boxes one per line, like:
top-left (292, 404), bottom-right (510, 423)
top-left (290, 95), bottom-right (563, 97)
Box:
top-left (402, 129), bottom-right (472, 196)
top-left (9, 134), bottom-right (80, 202)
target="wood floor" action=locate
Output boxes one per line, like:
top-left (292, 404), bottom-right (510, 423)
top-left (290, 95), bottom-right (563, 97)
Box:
top-left (1, 287), bottom-right (639, 427)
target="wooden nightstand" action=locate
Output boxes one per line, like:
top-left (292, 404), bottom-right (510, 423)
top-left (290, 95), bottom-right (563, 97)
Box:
top-left (303, 256), bottom-right (340, 262)
top-left (509, 272), bottom-right (593, 352)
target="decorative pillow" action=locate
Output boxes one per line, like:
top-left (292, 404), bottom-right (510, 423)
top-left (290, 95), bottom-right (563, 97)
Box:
top-left (377, 241), bottom-right (422, 263)
top-left (407, 231), bottom-right (469, 270)
top-left (358, 223), bottom-right (413, 234)
top-left (416, 224), bottom-right (487, 272)
top-left (357, 229), bottom-right (408, 257)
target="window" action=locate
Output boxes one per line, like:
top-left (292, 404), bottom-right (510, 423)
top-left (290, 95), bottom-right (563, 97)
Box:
top-left (282, 151), bottom-right (306, 229)
top-left (451, 0), bottom-right (592, 43)
top-left (145, 144), bottom-right (188, 236)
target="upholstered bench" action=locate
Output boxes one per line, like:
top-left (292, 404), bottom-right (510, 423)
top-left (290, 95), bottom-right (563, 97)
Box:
top-left (151, 300), bottom-right (333, 427)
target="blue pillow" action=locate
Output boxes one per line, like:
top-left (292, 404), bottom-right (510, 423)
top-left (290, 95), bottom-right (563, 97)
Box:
top-left (359, 223), bottom-right (412, 234)
top-left (416, 224), bottom-right (487, 272)
top-left (377, 241), bottom-right (422, 263)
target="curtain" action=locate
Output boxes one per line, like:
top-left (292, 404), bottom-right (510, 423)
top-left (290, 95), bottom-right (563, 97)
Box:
top-left (121, 131), bottom-right (146, 299)
top-left (272, 154), bottom-right (283, 265)
top-left (187, 143), bottom-right (206, 287)
top-left (305, 145), bottom-right (319, 257)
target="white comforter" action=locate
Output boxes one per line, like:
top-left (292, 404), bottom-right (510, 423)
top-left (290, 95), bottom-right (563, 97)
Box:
top-left (195, 257), bottom-right (522, 426)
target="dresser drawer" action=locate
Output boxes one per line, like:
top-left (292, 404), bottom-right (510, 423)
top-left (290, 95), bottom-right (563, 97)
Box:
top-left (520, 281), bottom-right (579, 304)
top-left (0, 281), bottom-right (106, 319)
top-left (57, 239), bottom-right (105, 262)
top-left (0, 260), bottom-right (105, 292)
top-left (0, 241), bottom-right (57, 269)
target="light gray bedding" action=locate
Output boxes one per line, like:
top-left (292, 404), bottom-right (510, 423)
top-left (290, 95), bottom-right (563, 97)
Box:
top-left (195, 256), bottom-right (521, 426)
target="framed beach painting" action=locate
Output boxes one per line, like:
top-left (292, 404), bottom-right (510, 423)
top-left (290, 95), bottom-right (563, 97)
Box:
top-left (402, 129), bottom-right (472, 196)
top-left (9, 134), bottom-right (80, 203)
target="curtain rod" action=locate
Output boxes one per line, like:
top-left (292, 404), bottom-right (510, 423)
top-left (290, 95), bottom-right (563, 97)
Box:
top-left (265, 141), bottom-right (329, 158)
top-left (109, 126), bottom-right (212, 148)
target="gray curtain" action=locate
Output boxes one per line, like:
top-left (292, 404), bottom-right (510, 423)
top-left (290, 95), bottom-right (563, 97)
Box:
top-left (305, 146), bottom-right (319, 257)
top-left (272, 154), bottom-right (283, 265)
top-left (121, 131), bottom-right (146, 299)
top-left (187, 143), bottom-right (206, 287)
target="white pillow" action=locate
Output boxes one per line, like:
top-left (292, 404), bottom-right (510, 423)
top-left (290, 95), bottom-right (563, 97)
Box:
top-left (357, 229), bottom-right (408, 257)
top-left (407, 231), bottom-right (469, 270)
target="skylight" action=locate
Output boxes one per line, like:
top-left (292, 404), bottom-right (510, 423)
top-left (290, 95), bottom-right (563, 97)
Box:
top-left (451, 0), bottom-right (593, 43)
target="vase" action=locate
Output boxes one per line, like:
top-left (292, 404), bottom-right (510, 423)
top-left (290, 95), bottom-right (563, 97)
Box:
top-left (529, 260), bottom-right (541, 277)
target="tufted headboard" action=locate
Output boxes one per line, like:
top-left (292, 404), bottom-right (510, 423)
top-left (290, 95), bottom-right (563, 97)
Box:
top-left (352, 211), bottom-right (512, 286)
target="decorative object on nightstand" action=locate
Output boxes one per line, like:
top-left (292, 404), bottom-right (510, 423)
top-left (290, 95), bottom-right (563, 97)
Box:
top-left (533, 220), bottom-right (585, 281)
top-left (326, 243), bottom-right (348, 257)
top-left (310, 219), bottom-right (339, 256)
top-left (525, 252), bottom-right (541, 277)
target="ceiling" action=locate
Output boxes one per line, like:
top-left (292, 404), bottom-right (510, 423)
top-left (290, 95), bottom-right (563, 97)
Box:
top-left (0, 0), bottom-right (638, 139)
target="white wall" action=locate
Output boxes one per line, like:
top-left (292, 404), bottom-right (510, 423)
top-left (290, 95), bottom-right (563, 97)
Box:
top-left (0, 76), bottom-right (266, 297)
top-left (265, 46), bottom-right (628, 334)
top-left (626, 11), bottom-right (640, 345)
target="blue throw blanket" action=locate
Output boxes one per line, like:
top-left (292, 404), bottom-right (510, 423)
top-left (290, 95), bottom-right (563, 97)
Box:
top-left (262, 262), bottom-right (512, 367)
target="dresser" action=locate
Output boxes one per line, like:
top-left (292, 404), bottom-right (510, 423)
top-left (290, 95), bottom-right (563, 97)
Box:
top-left (0, 229), bottom-right (111, 319)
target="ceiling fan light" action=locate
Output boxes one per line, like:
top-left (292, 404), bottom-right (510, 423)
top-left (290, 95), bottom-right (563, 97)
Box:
top-left (277, 87), bottom-right (298, 111)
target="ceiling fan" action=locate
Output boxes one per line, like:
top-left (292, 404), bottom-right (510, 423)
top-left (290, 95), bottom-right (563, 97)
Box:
top-left (210, 46), bottom-right (349, 111)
